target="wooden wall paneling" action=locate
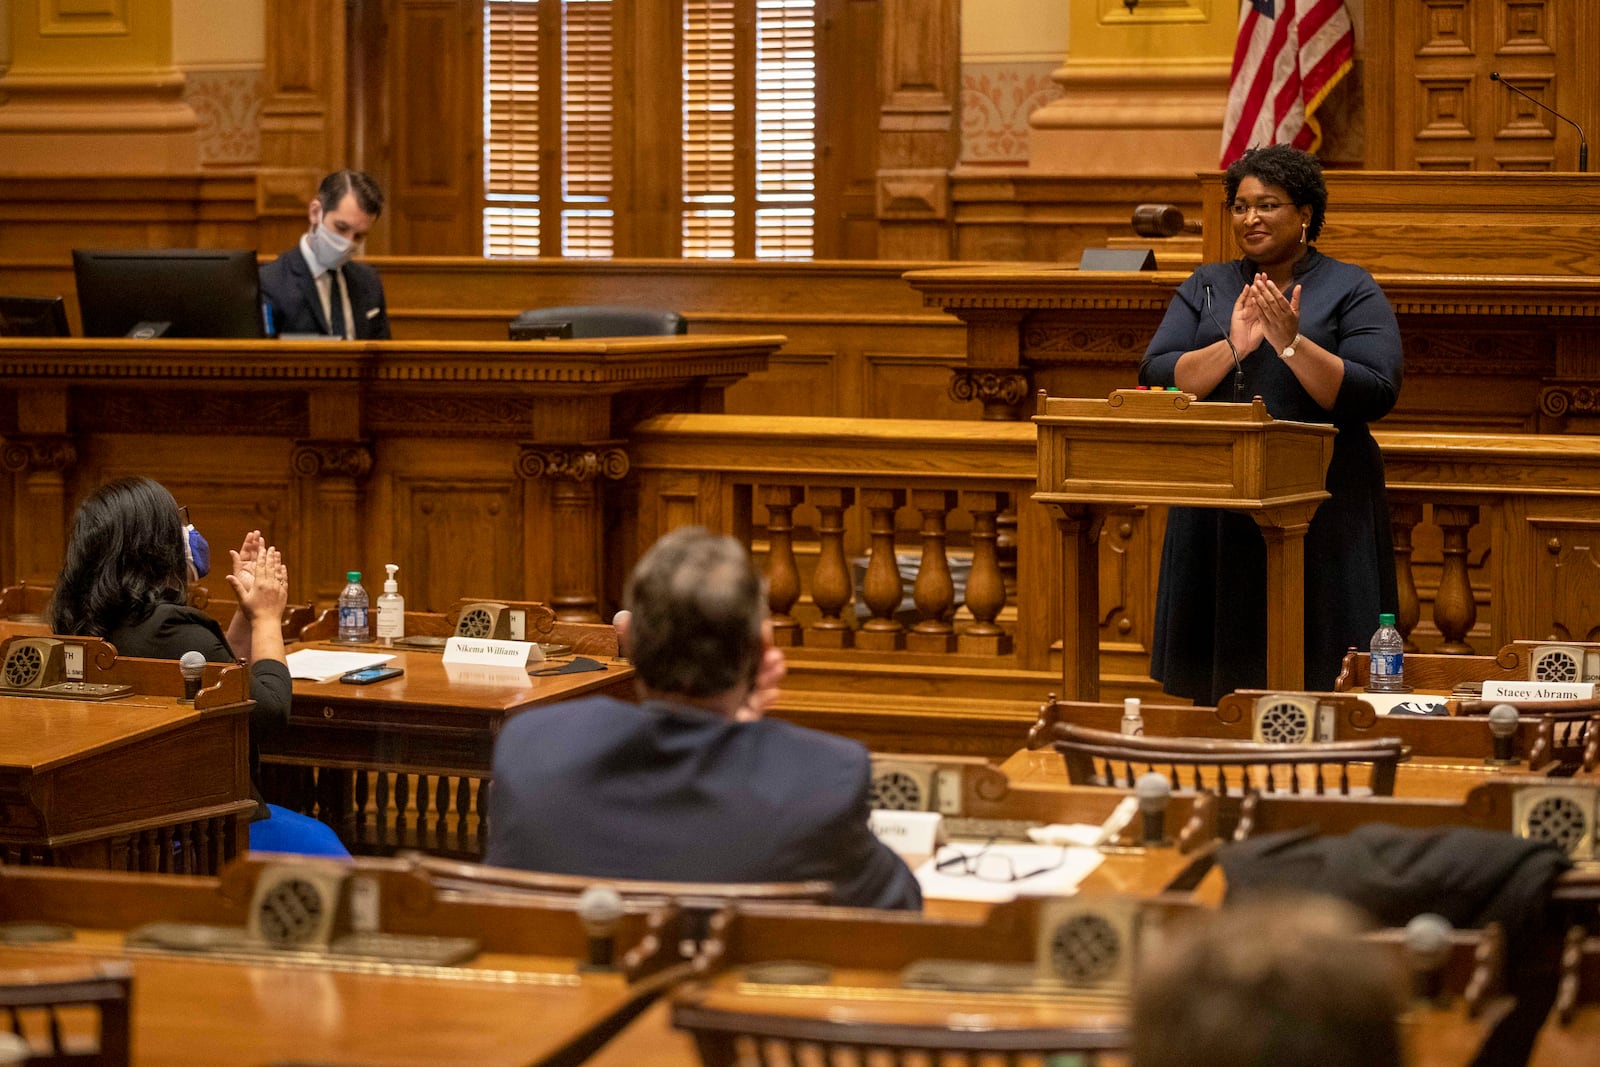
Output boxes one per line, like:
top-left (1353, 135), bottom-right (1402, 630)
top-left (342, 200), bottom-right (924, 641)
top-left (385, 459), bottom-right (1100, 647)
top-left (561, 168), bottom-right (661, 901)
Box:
top-left (385, 0), bottom-right (481, 254)
top-left (815, 0), bottom-right (883, 260)
top-left (1527, 507), bottom-right (1600, 644)
top-left (394, 473), bottom-right (524, 615)
top-left (862, 349), bottom-right (972, 420)
top-left (613, 0), bottom-right (682, 257)
top-left (348, 0), bottom-right (394, 254)
top-left (875, 0), bottom-right (959, 260)
top-left (259, 0), bottom-right (349, 254)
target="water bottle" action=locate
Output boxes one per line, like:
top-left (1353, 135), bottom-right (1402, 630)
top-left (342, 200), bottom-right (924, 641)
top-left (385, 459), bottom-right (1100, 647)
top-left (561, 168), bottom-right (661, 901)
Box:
top-left (1120, 696), bottom-right (1144, 736)
top-left (1368, 612), bottom-right (1405, 692)
top-left (376, 563), bottom-right (405, 647)
top-left (338, 571), bottom-right (370, 643)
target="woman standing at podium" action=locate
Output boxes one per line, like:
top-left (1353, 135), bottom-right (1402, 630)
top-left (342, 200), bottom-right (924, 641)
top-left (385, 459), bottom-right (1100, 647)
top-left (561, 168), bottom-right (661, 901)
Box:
top-left (1138, 144), bottom-right (1402, 704)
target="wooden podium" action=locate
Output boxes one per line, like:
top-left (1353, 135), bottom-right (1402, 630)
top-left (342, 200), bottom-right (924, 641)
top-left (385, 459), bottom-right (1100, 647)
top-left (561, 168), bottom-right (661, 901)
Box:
top-left (1034, 390), bottom-right (1336, 699)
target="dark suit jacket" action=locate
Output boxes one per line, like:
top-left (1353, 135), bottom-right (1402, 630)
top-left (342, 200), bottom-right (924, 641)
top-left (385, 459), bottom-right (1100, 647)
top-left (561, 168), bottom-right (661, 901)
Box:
top-left (259, 246), bottom-right (391, 340)
top-left (486, 695), bottom-right (922, 910)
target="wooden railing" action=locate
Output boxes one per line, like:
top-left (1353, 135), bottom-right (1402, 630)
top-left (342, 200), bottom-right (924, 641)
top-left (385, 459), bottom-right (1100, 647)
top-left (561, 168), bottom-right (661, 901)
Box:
top-left (626, 415), bottom-right (1600, 747)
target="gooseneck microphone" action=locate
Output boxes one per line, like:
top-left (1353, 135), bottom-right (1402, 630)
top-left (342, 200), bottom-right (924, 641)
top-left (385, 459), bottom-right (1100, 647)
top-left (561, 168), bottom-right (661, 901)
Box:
top-left (1490, 72), bottom-right (1588, 172)
top-left (1204, 284), bottom-right (1245, 402)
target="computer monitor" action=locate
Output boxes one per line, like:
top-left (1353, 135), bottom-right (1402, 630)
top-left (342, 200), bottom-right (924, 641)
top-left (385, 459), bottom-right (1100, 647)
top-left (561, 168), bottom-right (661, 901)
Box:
top-left (72, 248), bottom-right (266, 339)
top-left (0, 296), bottom-right (70, 338)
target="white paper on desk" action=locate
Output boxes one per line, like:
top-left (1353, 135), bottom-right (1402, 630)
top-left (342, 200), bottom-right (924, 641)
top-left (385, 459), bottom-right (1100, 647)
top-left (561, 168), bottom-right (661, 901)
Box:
top-left (1359, 692), bottom-right (1450, 716)
top-left (913, 844), bottom-right (1104, 904)
top-left (285, 648), bottom-right (394, 682)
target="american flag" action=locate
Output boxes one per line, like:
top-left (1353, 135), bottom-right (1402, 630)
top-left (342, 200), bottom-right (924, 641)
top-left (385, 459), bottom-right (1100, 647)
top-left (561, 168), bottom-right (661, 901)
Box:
top-left (1220, 0), bottom-right (1355, 166)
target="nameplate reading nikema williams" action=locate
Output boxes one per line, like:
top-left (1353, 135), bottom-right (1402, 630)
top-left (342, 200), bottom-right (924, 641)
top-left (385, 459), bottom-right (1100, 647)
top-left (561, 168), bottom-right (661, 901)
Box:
top-left (442, 636), bottom-right (541, 669)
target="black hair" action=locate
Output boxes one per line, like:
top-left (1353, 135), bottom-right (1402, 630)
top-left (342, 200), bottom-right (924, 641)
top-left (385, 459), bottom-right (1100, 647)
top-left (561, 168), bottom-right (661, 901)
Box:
top-left (1223, 144), bottom-right (1328, 242)
top-left (624, 527), bottom-right (763, 699)
top-left (317, 169), bottom-right (385, 219)
top-left (48, 477), bottom-right (187, 638)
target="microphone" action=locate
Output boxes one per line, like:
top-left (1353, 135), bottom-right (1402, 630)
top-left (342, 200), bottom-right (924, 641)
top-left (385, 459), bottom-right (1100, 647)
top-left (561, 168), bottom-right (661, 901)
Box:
top-left (1490, 72), bottom-right (1588, 172)
top-left (1488, 703), bottom-right (1520, 764)
top-left (1204, 284), bottom-right (1245, 402)
top-left (179, 650), bottom-right (206, 702)
top-left (577, 884), bottom-right (625, 970)
top-left (1135, 772), bottom-right (1171, 847)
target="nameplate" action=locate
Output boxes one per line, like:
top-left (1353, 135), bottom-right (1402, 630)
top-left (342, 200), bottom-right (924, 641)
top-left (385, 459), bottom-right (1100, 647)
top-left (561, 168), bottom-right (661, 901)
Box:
top-left (1482, 680), bottom-right (1596, 702)
top-left (442, 636), bottom-right (539, 669)
top-left (868, 810), bottom-right (943, 857)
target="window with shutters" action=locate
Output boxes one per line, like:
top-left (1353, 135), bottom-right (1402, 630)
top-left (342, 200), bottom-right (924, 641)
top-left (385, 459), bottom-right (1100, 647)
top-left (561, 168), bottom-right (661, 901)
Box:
top-left (484, 0), bottom-right (815, 259)
top-left (484, 0), bottom-right (614, 258)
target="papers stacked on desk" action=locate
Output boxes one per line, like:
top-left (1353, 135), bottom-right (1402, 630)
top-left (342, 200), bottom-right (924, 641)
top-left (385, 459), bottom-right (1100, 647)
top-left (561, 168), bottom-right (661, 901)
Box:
top-left (285, 649), bottom-right (395, 682)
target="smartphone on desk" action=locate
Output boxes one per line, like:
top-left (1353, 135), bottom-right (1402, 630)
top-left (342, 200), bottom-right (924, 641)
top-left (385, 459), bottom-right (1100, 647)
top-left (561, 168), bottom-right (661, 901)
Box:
top-left (339, 666), bottom-right (404, 686)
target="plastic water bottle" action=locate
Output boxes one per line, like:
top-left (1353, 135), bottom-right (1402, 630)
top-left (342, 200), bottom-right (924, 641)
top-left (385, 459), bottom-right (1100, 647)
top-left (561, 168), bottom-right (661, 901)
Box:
top-left (376, 563), bottom-right (405, 647)
top-left (1120, 696), bottom-right (1144, 736)
top-left (1368, 612), bottom-right (1405, 692)
top-left (338, 571), bottom-right (370, 643)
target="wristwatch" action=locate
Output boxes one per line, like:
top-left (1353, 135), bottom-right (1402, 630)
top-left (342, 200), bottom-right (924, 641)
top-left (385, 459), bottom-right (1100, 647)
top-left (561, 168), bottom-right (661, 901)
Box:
top-left (1278, 335), bottom-right (1302, 360)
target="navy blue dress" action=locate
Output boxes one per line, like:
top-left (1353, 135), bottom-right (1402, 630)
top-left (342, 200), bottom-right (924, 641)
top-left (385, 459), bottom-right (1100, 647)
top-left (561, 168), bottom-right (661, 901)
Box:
top-left (1138, 249), bottom-right (1403, 703)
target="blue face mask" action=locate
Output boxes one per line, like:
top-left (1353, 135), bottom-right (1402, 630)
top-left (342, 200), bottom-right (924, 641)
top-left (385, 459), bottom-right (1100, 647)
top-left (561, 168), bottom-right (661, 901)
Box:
top-left (183, 524), bottom-right (210, 581)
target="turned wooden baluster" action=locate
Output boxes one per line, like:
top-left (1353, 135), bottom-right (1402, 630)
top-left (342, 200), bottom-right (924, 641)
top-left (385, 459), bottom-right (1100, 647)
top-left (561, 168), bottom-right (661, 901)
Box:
top-left (805, 486), bottom-right (856, 649)
top-left (856, 487), bottom-right (906, 651)
top-left (907, 489), bottom-right (958, 653)
top-left (1391, 501), bottom-right (1423, 652)
top-left (1433, 503), bottom-right (1480, 654)
top-left (760, 485), bottom-right (806, 647)
top-left (960, 489), bottom-right (1012, 655)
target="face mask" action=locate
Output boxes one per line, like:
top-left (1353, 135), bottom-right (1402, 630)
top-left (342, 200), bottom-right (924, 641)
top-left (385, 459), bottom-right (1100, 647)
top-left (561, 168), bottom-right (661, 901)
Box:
top-left (183, 524), bottom-right (210, 581)
top-left (307, 207), bottom-right (355, 272)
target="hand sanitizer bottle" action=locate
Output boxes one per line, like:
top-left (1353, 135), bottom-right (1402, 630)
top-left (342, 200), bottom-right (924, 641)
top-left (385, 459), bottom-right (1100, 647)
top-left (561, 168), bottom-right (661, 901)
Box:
top-left (1120, 696), bottom-right (1144, 736)
top-left (376, 563), bottom-right (405, 647)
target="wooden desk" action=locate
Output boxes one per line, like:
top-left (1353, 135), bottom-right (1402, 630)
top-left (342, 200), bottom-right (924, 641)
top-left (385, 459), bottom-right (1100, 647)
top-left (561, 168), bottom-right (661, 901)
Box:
top-left (0, 857), bottom-right (683, 1067)
top-left (0, 691), bottom-right (253, 873)
top-left (0, 335), bottom-right (780, 621)
top-left (261, 645), bottom-right (634, 858)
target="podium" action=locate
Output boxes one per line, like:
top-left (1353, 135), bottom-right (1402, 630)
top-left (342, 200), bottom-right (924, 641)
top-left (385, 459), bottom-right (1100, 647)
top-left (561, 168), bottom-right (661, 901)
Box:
top-left (1034, 390), bottom-right (1336, 699)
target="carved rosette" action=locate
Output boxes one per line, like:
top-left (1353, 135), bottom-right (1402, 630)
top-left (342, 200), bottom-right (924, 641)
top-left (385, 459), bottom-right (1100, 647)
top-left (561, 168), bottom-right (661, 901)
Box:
top-left (1539, 383), bottom-right (1600, 419)
top-left (0, 435), bottom-right (77, 474)
top-left (290, 440), bottom-right (374, 480)
top-left (517, 444), bottom-right (631, 483)
top-left (949, 370), bottom-right (1031, 409)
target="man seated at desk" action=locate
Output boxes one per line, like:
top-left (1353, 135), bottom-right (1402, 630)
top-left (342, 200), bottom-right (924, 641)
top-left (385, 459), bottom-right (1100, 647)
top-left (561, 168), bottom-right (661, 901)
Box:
top-left (487, 526), bottom-right (921, 910)
top-left (260, 169), bottom-right (392, 340)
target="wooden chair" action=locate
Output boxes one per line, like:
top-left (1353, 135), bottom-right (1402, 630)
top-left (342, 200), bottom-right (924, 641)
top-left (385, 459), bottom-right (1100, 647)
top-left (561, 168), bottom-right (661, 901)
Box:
top-left (1049, 722), bottom-right (1406, 797)
top-left (0, 960), bottom-right (131, 1066)
top-left (0, 580), bottom-right (52, 618)
top-left (673, 997), bottom-right (1124, 1067)
top-left (1334, 644), bottom-right (1527, 694)
top-left (401, 852), bottom-right (832, 911)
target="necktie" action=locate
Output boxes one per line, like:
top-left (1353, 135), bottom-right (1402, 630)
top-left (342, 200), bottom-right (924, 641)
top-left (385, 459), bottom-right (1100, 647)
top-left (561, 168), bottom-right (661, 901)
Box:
top-left (328, 268), bottom-right (348, 339)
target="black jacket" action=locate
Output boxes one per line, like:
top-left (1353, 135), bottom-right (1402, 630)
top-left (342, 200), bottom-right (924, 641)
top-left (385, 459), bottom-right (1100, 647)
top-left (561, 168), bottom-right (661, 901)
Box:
top-left (259, 247), bottom-right (391, 340)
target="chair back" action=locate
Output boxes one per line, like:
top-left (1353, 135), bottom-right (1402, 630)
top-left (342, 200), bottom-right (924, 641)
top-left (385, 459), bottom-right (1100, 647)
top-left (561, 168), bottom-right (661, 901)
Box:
top-left (510, 304), bottom-right (687, 339)
top-left (1050, 722), bottom-right (1406, 796)
top-left (673, 996), bottom-right (1124, 1067)
top-left (401, 852), bottom-right (832, 910)
top-left (0, 960), bottom-right (132, 1065)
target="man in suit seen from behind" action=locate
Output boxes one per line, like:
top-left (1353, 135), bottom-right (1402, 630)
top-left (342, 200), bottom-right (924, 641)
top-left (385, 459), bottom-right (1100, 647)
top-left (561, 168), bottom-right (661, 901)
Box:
top-left (259, 169), bottom-right (391, 340)
top-left (486, 526), bottom-right (922, 910)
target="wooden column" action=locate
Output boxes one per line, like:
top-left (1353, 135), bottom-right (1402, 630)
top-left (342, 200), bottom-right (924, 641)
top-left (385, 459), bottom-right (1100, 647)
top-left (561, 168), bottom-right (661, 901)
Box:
top-left (1391, 501), bottom-right (1424, 652)
top-left (0, 0), bottom-right (199, 175)
top-left (1433, 503), bottom-right (1481, 655)
top-left (1045, 503), bottom-right (1104, 703)
top-left (805, 486), bottom-right (855, 649)
top-left (875, 0), bottom-right (959, 260)
top-left (291, 441), bottom-right (373, 607)
top-left (1253, 504), bottom-right (1321, 692)
top-left (517, 445), bottom-right (630, 623)
top-left (856, 487), bottom-right (907, 652)
top-left (960, 489), bottom-right (1011, 656)
top-left (759, 485), bottom-right (806, 648)
top-left (1, 435), bottom-right (77, 582)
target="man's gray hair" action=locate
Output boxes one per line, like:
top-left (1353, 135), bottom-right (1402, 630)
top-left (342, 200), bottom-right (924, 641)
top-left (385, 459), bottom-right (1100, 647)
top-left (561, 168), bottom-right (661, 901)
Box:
top-left (624, 527), bottom-right (764, 698)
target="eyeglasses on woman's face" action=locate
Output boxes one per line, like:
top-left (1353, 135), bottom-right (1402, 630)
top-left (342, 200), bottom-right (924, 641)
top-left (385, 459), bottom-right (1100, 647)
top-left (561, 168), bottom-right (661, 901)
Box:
top-left (1228, 199), bottom-right (1292, 219)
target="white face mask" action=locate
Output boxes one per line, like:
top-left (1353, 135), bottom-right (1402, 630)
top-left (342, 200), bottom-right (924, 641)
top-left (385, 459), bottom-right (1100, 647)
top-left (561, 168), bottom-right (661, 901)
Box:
top-left (307, 207), bottom-right (356, 272)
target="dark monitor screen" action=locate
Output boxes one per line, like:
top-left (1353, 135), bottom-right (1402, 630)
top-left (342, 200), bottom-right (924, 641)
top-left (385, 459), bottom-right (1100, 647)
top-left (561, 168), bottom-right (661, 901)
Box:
top-left (0, 296), bottom-right (70, 338)
top-left (72, 248), bottom-right (266, 339)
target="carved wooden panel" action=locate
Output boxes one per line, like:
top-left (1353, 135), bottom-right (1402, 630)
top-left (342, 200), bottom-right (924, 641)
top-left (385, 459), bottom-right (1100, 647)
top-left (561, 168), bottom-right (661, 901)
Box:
top-left (392, 477), bottom-right (522, 613)
top-left (1367, 0), bottom-right (1597, 171)
top-left (1530, 516), bottom-right (1600, 642)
